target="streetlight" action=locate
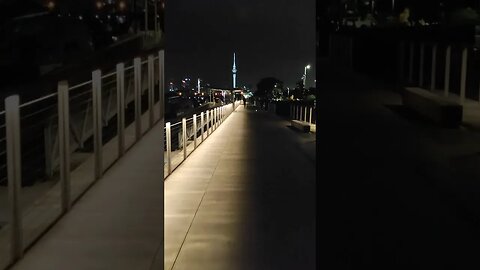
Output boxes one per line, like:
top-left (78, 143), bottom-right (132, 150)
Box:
top-left (303, 64), bottom-right (311, 88)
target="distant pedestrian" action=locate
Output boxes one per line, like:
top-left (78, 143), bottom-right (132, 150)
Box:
top-left (243, 96), bottom-right (246, 107)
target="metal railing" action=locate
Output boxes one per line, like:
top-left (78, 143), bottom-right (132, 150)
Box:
top-left (163, 101), bottom-right (241, 179)
top-left (290, 104), bottom-right (317, 126)
top-left (0, 50), bottom-right (165, 269)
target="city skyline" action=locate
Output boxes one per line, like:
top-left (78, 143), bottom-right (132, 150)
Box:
top-left (165, 0), bottom-right (316, 90)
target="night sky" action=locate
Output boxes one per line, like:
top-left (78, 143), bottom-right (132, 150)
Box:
top-left (165, 0), bottom-right (316, 90)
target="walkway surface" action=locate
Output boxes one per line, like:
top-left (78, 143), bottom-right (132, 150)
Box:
top-left (319, 57), bottom-right (480, 269)
top-left (11, 105), bottom-right (316, 269)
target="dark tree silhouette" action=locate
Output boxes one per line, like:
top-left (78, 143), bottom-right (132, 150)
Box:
top-left (255, 77), bottom-right (283, 100)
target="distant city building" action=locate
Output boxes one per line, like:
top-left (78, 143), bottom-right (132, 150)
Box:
top-left (232, 52), bottom-right (237, 88)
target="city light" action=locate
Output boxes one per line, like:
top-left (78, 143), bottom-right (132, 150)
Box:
top-left (46, 1), bottom-right (55, 10)
top-left (118, 1), bottom-right (126, 10)
top-left (96, 1), bottom-right (103, 9)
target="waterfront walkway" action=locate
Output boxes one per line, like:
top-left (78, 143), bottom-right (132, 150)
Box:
top-left (11, 106), bottom-right (316, 270)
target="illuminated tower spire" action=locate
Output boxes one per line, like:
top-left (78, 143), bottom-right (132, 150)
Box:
top-left (232, 53), bottom-right (237, 88)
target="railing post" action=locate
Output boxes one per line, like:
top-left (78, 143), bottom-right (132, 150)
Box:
top-left (304, 106), bottom-right (307, 122)
top-left (158, 50), bottom-right (165, 121)
top-left (309, 107), bottom-right (313, 125)
top-left (193, 114), bottom-right (197, 149)
top-left (58, 81), bottom-right (71, 213)
top-left (116, 63), bottom-right (125, 157)
top-left (5, 95), bottom-right (23, 260)
top-left (134, 57), bottom-right (142, 140)
top-left (444, 45), bottom-right (451, 97)
top-left (182, 118), bottom-right (187, 160)
top-left (148, 55), bottom-right (155, 128)
top-left (408, 41), bottom-right (414, 83)
top-left (419, 42), bottom-right (425, 87)
top-left (206, 110), bottom-right (210, 136)
top-left (92, 70), bottom-right (103, 179)
top-left (166, 122), bottom-right (171, 175)
top-left (460, 46), bottom-right (468, 104)
top-left (200, 112), bottom-right (204, 141)
top-left (158, 51), bottom-right (165, 181)
top-left (430, 43), bottom-right (437, 91)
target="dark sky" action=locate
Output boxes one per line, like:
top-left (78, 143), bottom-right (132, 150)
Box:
top-left (165, 0), bottom-right (316, 89)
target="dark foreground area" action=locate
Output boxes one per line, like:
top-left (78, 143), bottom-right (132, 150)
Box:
top-left (318, 57), bottom-right (480, 269)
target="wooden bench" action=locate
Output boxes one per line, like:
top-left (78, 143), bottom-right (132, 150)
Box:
top-left (402, 87), bottom-right (462, 128)
top-left (291, 120), bottom-right (311, 132)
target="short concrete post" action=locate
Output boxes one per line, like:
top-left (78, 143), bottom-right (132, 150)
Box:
top-left (5, 95), bottom-right (23, 260)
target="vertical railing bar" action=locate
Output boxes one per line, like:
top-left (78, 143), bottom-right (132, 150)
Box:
top-left (193, 114), bottom-right (197, 149)
top-left (444, 45), bottom-right (451, 97)
top-left (166, 122), bottom-right (171, 175)
top-left (408, 41), bottom-right (414, 83)
top-left (158, 50), bottom-right (165, 122)
top-left (6, 95), bottom-right (23, 260)
top-left (148, 55), bottom-right (154, 128)
top-left (419, 42), bottom-right (425, 87)
top-left (134, 57), bottom-right (142, 140)
top-left (206, 110), bottom-right (210, 136)
top-left (182, 118), bottom-right (187, 160)
top-left (201, 112), bottom-right (204, 142)
top-left (460, 46), bottom-right (468, 104)
top-left (58, 81), bottom-right (71, 212)
top-left (92, 69), bottom-right (103, 179)
top-left (430, 43), bottom-right (437, 91)
top-left (117, 63), bottom-right (126, 157)
top-left (309, 107), bottom-right (313, 125)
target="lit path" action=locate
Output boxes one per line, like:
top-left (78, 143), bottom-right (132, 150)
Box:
top-left (10, 105), bottom-right (316, 270)
top-left (164, 106), bottom-right (315, 270)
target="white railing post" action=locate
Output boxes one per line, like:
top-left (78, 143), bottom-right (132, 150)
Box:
top-left (182, 118), bottom-right (187, 160)
top-left (116, 63), bottom-right (125, 157)
top-left (148, 55), bottom-right (155, 128)
top-left (444, 45), bottom-right (451, 97)
top-left (201, 112), bottom-right (204, 141)
top-left (166, 122), bottom-right (172, 175)
top-left (92, 70), bottom-right (103, 179)
top-left (5, 95), bottom-right (23, 260)
top-left (134, 57), bottom-right (142, 140)
top-left (304, 106), bottom-right (307, 122)
top-left (206, 110), bottom-right (210, 136)
top-left (430, 43), bottom-right (437, 91)
top-left (309, 107), bottom-right (313, 125)
top-left (419, 42), bottom-right (425, 87)
top-left (57, 81), bottom-right (71, 212)
top-left (193, 114), bottom-right (197, 149)
top-left (460, 46), bottom-right (468, 104)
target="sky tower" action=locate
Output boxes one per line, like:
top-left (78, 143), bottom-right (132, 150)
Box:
top-left (232, 53), bottom-right (237, 88)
